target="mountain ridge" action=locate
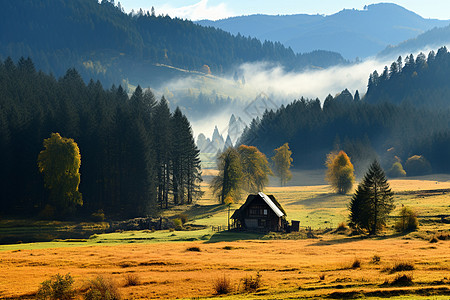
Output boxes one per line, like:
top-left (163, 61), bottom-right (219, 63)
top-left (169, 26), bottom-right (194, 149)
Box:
top-left (197, 3), bottom-right (450, 60)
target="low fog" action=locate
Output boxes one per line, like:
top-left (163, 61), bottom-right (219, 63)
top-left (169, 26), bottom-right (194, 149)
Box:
top-left (153, 47), bottom-right (446, 140)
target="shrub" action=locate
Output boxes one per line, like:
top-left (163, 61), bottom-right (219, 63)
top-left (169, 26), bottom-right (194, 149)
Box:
top-left (213, 275), bottom-right (233, 294)
top-left (387, 162), bottom-right (406, 178)
top-left (390, 261), bottom-right (414, 273)
top-left (39, 204), bottom-right (56, 220)
top-left (390, 274), bottom-right (413, 286)
top-left (351, 258), bottom-right (361, 269)
top-left (175, 213), bottom-right (189, 224)
top-left (436, 232), bottom-right (450, 240)
top-left (123, 274), bottom-right (140, 287)
top-left (241, 272), bottom-right (261, 292)
top-left (186, 246), bottom-right (201, 252)
top-left (371, 255), bottom-right (381, 264)
top-left (173, 218), bottom-right (183, 230)
top-left (404, 155), bottom-right (432, 176)
top-left (319, 274), bottom-right (326, 281)
top-left (84, 276), bottom-right (121, 300)
top-left (91, 210), bottom-right (105, 222)
top-left (337, 222), bottom-right (348, 231)
top-left (395, 207), bottom-right (419, 232)
top-left (36, 273), bottom-right (75, 300)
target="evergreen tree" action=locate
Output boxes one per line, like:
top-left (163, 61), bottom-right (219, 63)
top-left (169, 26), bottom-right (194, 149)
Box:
top-left (349, 161), bottom-right (394, 235)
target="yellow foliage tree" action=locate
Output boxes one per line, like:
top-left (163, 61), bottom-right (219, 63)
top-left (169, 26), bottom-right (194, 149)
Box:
top-left (37, 133), bottom-right (82, 215)
top-left (238, 145), bottom-right (273, 193)
top-left (271, 143), bottom-right (293, 186)
top-left (325, 150), bottom-right (355, 194)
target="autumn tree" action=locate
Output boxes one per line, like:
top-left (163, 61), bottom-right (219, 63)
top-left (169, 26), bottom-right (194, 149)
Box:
top-left (326, 150), bottom-right (355, 194)
top-left (37, 133), bottom-right (82, 215)
top-left (271, 143), bottom-right (293, 186)
top-left (349, 161), bottom-right (394, 235)
top-left (238, 145), bottom-right (273, 193)
top-left (210, 147), bottom-right (243, 204)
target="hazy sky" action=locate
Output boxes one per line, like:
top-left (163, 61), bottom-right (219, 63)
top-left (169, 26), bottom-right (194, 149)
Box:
top-left (118, 0), bottom-right (450, 20)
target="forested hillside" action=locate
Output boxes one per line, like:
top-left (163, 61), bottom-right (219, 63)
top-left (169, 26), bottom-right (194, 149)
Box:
top-left (0, 0), bottom-right (345, 88)
top-left (366, 47), bottom-right (450, 108)
top-left (378, 24), bottom-right (450, 58)
top-left (0, 57), bottom-right (202, 219)
top-left (239, 49), bottom-right (450, 173)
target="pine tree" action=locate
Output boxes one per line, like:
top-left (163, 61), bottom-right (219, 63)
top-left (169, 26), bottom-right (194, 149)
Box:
top-left (349, 161), bottom-right (394, 235)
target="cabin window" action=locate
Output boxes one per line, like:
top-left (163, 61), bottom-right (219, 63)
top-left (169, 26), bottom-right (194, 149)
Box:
top-left (258, 219), bottom-right (266, 227)
top-left (263, 209), bottom-right (268, 215)
top-left (249, 205), bottom-right (266, 216)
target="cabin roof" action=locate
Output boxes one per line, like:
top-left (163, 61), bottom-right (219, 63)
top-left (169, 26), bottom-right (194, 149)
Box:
top-left (231, 192), bottom-right (286, 219)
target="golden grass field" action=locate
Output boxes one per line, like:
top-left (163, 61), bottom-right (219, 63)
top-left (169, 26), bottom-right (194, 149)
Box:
top-left (0, 172), bottom-right (449, 299)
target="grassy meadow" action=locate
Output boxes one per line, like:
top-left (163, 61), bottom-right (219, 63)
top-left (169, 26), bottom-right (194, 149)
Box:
top-left (0, 171), bottom-right (449, 299)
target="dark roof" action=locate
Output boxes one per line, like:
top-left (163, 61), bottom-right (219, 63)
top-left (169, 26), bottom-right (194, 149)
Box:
top-left (231, 192), bottom-right (286, 219)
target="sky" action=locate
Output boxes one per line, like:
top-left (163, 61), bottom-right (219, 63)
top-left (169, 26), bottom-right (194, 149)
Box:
top-left (118, 0), bottom-right (450, 21)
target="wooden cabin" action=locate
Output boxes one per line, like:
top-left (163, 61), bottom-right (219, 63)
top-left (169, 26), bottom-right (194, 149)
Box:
top-left (231, 192), bottom-right (287, 232)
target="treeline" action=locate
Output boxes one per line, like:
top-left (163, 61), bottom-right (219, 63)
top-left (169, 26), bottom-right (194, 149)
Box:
top-left (366, 47), bottom-right (450, 108)
top-left (0, 0), bottom-right (346, 87)
top-left (0, 57), bottom-right (202, 219)
top-left (238, 94), bottom-right (450, 174)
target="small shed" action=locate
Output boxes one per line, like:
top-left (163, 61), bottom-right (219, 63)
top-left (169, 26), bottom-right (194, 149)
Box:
top-left (231, 192), bottom-right (287, 232)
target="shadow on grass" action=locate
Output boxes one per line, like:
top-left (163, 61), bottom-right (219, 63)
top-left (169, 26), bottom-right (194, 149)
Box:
top-left (183, 204), bottom-right (227, 221)
top-left (307, 231), bottom-right (411, 246)
top-left (287, 193), bottom-right (349, 208)
top-left (205, 230), bottom-right (265, 243)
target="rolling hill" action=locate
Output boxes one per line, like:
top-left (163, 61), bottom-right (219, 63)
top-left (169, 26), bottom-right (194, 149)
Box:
top-left (197, 3), bottom-right (450, 60)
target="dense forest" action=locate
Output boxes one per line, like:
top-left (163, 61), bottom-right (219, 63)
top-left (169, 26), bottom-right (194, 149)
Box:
top-left (238, 50), bottom-right (450, 174)
top-left (0, 0), bottom-right (346, 88)
top-left (366, 47), bottom-right (450, 108)
top-left (0, 57), bottom-right (202, 219)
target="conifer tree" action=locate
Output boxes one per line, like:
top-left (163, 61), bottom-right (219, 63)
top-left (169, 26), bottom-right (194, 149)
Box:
top-left (349, 161), bottom-right (394, 235)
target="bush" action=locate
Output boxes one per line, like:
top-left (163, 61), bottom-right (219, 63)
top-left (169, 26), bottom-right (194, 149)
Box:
top-left (91, 210), bottom-right (105, 222)
top-left (84, 276), bottom-right (121, 300)
top-left (186, 246), bottom-right (201, 252)
top-left (371, 255), bottom-right (381, 264)
top-left (36, 273), bottom-right (75, 300)
top-left (123, 274), bottom-right (140, 287)
top-left (387, 162), bottom-right (406, 178)
top-left (404, 155), bottom-right (432, 176)
top-left (213, 275), bottom-right (233, 294)
top-left (395, 207), bottom-right (419, 232)
top-left (336, 222), bottom-right (348, 231)
top-left (390, 261), bottom-right (415, 273)
top-left (241, 272), bottom-right (261, 292)
top-left (351, 258), bottom-right (361, 269)
top-left (390, 274), bottom-right (413, 286)
top-left (175, 213), bottom-right (189, 224)
top-left (173, 218), bottom-right (183, 230)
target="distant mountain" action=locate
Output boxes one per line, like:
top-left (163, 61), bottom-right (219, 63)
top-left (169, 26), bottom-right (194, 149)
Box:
top-left (0, 0), bottom-right (346, 88)
top-left (197, 3), bottom-right (450, 60)
top-left (378, 24), bottom-right (450, 58)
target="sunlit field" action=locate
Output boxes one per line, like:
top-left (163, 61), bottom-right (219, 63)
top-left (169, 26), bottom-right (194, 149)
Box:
top-left (0, 171), bottom-right (449, 299)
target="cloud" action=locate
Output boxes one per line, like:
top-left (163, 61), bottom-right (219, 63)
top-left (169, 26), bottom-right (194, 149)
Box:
top-left (158, 0), bottom-right (234, 21)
